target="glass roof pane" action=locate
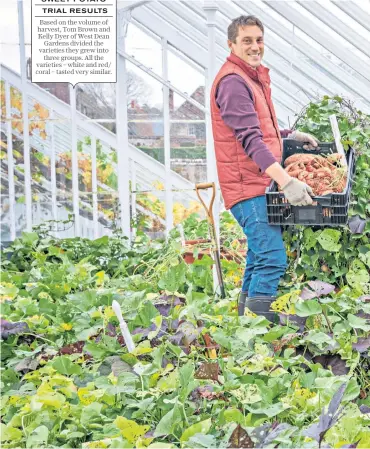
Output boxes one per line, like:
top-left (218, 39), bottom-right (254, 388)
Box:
top-left (167, 50), bottom-right (205, 108)
top-left (126, 23), bottom-right (163, 77)
top-left (323, 0), bottom-right (370, 41)
top-left (126, 60), bottom-right (163, 109)
top-left (243, 0), bottom-right (293, 31)
top-left (0, 1), bottom-right (20, 73)
top-left (289, 1), bottom-right (370, 64)
top-left (358, 0), bottom-right (370, 14)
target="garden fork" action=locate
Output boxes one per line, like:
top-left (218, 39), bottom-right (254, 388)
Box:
top-left (195, 182), bottom-right (226, 299)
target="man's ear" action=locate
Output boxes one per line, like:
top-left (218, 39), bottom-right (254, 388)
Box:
top-left (227, 40), bottom-right (233, 52)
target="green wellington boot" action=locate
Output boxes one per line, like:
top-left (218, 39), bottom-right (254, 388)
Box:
top-left (238, 293), bottom-right (278, 323)
top-left (238, 291), bottom-right (248, 317)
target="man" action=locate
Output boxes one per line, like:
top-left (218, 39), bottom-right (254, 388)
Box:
top-left (211, 15), bottom-right (319, 321)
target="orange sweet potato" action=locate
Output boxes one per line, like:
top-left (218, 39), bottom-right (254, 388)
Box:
top-left (282, 152), bottom-right (346, 197)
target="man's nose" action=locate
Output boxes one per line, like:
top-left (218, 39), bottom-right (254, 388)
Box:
top-left (250, 42), bottom-right (259, 51)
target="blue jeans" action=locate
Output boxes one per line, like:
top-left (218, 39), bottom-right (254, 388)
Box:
top-left (230, 195), bottom-right (287, 297)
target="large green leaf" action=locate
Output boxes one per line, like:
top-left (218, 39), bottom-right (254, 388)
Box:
top-left (317, 229), bottom-right (342, 252)
top-left (158, 263), bottom-right (187, 292)
top-left (137, 301), bottom-right (159, 328)
top-left (80, 402), bottom-right (103, 426)
top-left (222, 408), bottom-right (245, 425)
top-left (244, 401), bottom-right (285, 417)
top-left (67, 291), bottom-right (97, 311)
top-left (114, 416), bottom-right (149, 444)
top-left (346, 260), bottom-right (370, 289)
top-left (295, 299), bottom-right (322, 317)
top-left (21, 232), bottom-right (39, 246)
top-left (180, 418), bottom-right (212, 443)
top-left (157, 370), bottom-right (179, 391)
top-left (0, 423), bottom-right (23, 442)
top-left (304, 331), bottom-right (334, 350)
top-left (347, 314), bottom-right (370, 331)
top-left (358, 245), bottom-right (370, 268)
top-left (304, 227), bottom-right (320, 250)
top-left (0, 283), bottom-right (19, 301)
top-left (154, 405), bottom-right (182, 437)
top-left (187, 434), bottom-right (217, 448)
top-left (179, 360), bottom-right (197, 401)
top-left (52, 356), bottom-right (82, 376)
top-left (26, 425), bottom-right (49, 448)
top-left (31, 390), bottom-right (66, 410)
top-left (179, 361), bottom-right (194, 388)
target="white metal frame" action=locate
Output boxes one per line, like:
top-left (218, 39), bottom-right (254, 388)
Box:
top-left (17, 0), bottom-right (32, 231)
top-left (69, 85), bottom-right (80, 236)
top-left (91, 136), bottom-right (99, 239)
top-left (297, 0), bottom-right (370, 59)
top-left (49, 109), bottom-right (57, 223)
top-left (186, 0), bottom-right (370, 112)
top-left (141, 2), bottom-right (301, 115)
top-left (2, 62), bottom-right (199, 240)
top-left (162, 38), bottom-right (174, 236)
top-left (263, 0), bottom-right (370, 84)
top-left (116, 10), bottom-right (132, 240)
top-left (231, 0), bottom-right (370, 112)
top-left (5, 81), bottom-right (16, 240)
top-left (130, 158), bottom-right (137, 239)
top-left (333, 1), bottom-right (370, 34)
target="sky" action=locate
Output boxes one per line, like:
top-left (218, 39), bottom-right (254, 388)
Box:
top-left (1, 0), bottom-right (370, 111)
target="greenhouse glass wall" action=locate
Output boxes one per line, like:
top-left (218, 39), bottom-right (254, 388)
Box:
top-left (1, 0), bottom-right (370, 242)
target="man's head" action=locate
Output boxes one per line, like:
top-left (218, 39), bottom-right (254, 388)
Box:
top-left (228, 15), bottom-right (264, 68)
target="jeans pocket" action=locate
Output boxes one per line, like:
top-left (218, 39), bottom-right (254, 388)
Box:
top-left (231, 202), bottom-right (246, 228)
top-left (251, 196), bottom-right (269, 224)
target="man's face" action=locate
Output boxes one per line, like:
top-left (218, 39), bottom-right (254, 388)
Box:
top-left (228, 25), bottom-right (264, 68)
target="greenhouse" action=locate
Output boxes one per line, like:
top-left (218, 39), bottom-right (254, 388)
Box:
top-left (1, 0), bottom-right (370, 447)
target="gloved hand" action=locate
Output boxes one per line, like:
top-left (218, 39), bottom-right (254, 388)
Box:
top-left (288, 130), bottom-right (319, 150)
top-left (281, 177), bottom-right (314, 206)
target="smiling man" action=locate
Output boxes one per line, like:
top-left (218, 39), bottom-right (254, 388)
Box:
top-left (211, 16), bottom-right (319, 320)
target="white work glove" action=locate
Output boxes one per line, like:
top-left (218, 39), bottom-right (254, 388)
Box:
top-left (281, 177), bottom-right (314, 206)
top-left (288, 130), bottom-right (319, 150)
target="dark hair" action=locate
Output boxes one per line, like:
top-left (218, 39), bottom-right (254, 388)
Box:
top-left (228, 15), bottom-right (264, 43)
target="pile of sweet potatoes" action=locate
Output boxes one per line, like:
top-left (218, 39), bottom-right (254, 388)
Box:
top-left (283, 153), bottom-right (347, 196)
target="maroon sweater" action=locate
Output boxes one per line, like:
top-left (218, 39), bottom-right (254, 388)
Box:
top-left (216, 74), bottom-right (291, 173)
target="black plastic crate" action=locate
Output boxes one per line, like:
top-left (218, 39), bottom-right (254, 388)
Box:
top-left (265, 139), bottom-right (356, 226)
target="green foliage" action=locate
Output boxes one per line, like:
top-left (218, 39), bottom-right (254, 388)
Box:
top-left (294, 95), bottom-right (370, 221)
top-left (284, 96), bottom-right (370, 288)
top-left (1, 222), bottom-right (369, 448)
top-left (0, 95), bottom-right (369, 448)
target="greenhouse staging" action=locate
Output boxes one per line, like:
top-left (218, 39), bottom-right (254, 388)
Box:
top-left (1, 0), bottom-right (370, 448)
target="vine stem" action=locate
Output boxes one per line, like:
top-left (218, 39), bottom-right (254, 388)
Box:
top-left (23, 333), bottom-right (58, 347)
top-left (321, 307), bottom-right (333, 333)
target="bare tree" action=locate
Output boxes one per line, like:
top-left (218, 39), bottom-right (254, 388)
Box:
top-left (126, 70), bottom-right (152, 107)
top-left (79, 69), bottom-right (152, 118)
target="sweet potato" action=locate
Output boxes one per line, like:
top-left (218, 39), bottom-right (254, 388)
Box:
top-left (288, 170), bottom-right (301, 177)
top-left (284, 154), bottom-right (316, 167)
top-left (282, 152), bottom-right (347, 197)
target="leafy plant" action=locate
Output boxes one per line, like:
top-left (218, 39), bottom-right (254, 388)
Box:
top-left (1, 95), bottom-right (369, 448)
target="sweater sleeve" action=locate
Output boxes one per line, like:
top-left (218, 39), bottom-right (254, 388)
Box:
top-left (280, 129), bottom-right (292, 138)
top-left (215, 74), bottom-right (277, 173)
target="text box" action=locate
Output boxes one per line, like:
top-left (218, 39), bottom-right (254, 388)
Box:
top-left (31, 0), bottom-right (117, 86)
